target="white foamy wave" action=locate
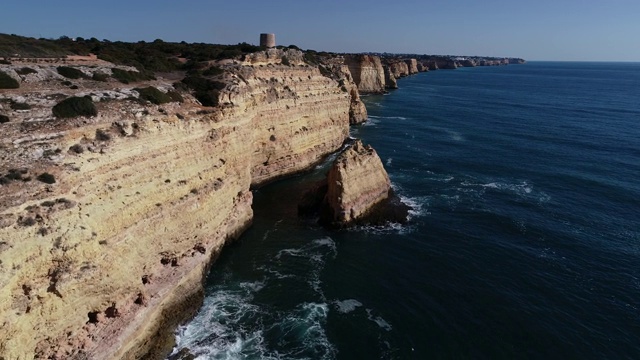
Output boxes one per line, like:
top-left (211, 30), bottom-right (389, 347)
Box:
top-left (447, 130), bottom-right (464, 141)
top-left (239, 281), bottom-right (265, 293)
top-left (350, 221), bottom-right (413, 235)
top-left (382, 116), bottom-right (408, 120)
top-left (276, 247), bottom-right (305, 259)
top-left (364, 116), bottom-right (380, 126)
top-left (171, 282), bottom-right (273, 359)
top-left (257, 265), bottom-right (295, 280)
top-left (274, 302), bottom-right (336, 359)
top-left (312, 237), bottom-right (337, 253)
top-left (386, 157), bottom-right (393, 166)
top-left (333, 299), bottom-right (363, 314)
top-left (275, 237), bottom-right (336, 299)
top-left (460, 179), bottom-right (550, 203)
top-left (400, 195), bottom-right (429, 219)
top-left (366, 309), bottom-right (393, 331)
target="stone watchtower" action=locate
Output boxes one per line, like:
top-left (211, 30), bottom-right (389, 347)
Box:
top-left (260, 33), bottom-right (276, 48)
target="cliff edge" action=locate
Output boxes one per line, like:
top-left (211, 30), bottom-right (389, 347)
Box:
top-left (0, 48), bottom-right (354, 359)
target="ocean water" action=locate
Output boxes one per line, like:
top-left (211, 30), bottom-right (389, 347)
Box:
top-left (171, 62), bottom-right (640, 359)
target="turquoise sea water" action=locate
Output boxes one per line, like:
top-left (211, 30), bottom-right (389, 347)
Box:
top-left (170, 62), bottom-right (640, 359)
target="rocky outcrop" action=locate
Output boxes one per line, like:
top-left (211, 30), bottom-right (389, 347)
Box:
top-left (344, 54), bottom-right (386, 94)
top-left (0, 55), bottom-right (352, 359)
top-left (298, 140), bottom-right (410, 228)
top-left (387, 61), bottom-right (409, 78)
top-left (416, 62), bottom-right (428, 72)
top-left (460, 59), bottom-right (476, 67)
top-left (405, 59), bottom-right (419, 74)
top-left (323, 140), bottom-right (390, 225)
top-left (435, 59), bottom-right (458, 69)
top-left (383, 65), bottom-right (398, 89)
top-left (319, 64), bottom-right (367, 124)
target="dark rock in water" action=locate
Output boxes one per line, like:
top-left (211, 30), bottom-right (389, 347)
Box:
top-left (299, 185), bottom-right (410, 228)
top-left (353, 189), bottom-right (411, 226)
top-left (168, 347), bottom-right (196, 360)
top-left (298, 179), bottom-right (328, 217)
top-left (298, 140), bottom-right (410, 228)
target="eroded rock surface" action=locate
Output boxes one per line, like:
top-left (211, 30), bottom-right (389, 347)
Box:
top-left (388, 61), bottom-right (410, 78)
top-left (0, 53), bottom-right (352, 359)
top-left (300, 140), bottom-right (409, 228)
top-left (384, 65), bottom-right (398, 89)
top-left (344, 54), bottom-right (386, 94)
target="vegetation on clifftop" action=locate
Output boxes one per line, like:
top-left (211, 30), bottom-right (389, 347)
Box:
top-left (0, 33), bottom-right (262, 73)
top-left (134, 86), bottom-right (181, 105)
top-left (52, 96), bottom-right (97, 118)
top-left (0, 70), bottom-right (19, 89)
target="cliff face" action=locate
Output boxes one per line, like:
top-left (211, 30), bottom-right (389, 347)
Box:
top-left (319, 64), bottom-right (368, 125)
top-left (323, 140), bottom-right (391, 225)
top-left (383, 65), bottom-right (398, 89)
top-left (344, 54), bottom-right (386, 94)
top-left (388, 61), bottom-right (409, 78)
top-left (405, 59), bottom-right (419, 75)
top-left (435, 59), bottom-right (458, 69)
top-left (0, 52), bottom-right (351, 359)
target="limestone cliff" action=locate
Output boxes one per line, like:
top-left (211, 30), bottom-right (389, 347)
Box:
top-left (405, 59), bottom-right (419, 75)
top-left (387, 61), bottom-right (410, 78)
top-left (323, 140), bottom-right (391, 225)
top-left (344, 54), bottom-right (386, 94)
top-left (0, 52), bottom-right (351, 359)
top-left (315, 63), bottom-right (367, 125)
top-left (435, 59), bottom-right (458, 69)
top-left (383, 65), bottom-right (398, 89)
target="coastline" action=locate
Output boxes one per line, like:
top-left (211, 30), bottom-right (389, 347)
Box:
top-left (0, 49), bottom-right (522, 359)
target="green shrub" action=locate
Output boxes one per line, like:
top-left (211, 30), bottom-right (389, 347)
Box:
top-left (281, 56), bottom-right (290, 66)
top-left (0, 115), bottom-right (9, 123)
top-left (36, 173), bottom-right (56, 184)
top-left (57, 66), bottom-right (86, 79)
top-left (0, 71), bottom-right (19, 89)
top-left (202, 66), bottom-right (223, 76)
top-left (167, 90), bottom-right (183, 103)
top-left (16, 67), bottom-right (37, 75)
top-left (181, 76), bottom-right (225, 107)
top-left (10, 101), bottom-right (31, 110)
top-left (134, 86), bottom-right (172, 104)
top-left (0, 59), bottom-right (11, 65)
top-left (194, 90), bottom-right (219, 106)
top-left (52, 96), bottom-right (97, 118)
top-left (304, 52), bottom-right (318, 65)
top-left (111, 68), bottom-right (154, 84)
top-left (92, 72), bottom-right (109, 82)
top-left (69, 144), bottom-right (84, 153)
top-left (61, 80), bottom-right (72, 86)
top-left (95, 129), bottom-right (111, 141)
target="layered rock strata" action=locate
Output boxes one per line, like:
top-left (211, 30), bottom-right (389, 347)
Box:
top-left (383, 65), bottom-right (398, 89)
top-left (405, 59), bottom-right (419, 75)
top-left (319, 140), bottom-right (405, 227)
top-left (0, 53), bottom-right (351, 359)
top-left (344, 54), bottom-right (386, 94)
top-left (388, 61), bottom-right (410, 78)
top-left (317, 64), bottom-right (367, 124)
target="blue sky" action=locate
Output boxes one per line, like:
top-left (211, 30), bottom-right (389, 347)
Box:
top-left (2, 0), bottom-right (639, 61)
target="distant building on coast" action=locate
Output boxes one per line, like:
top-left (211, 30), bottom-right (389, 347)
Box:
top-left (260, 33), bottom-right (276, 48)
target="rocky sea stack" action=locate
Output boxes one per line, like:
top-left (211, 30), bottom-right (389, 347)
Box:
top-left (299, 140), bottom-right (410, 228)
